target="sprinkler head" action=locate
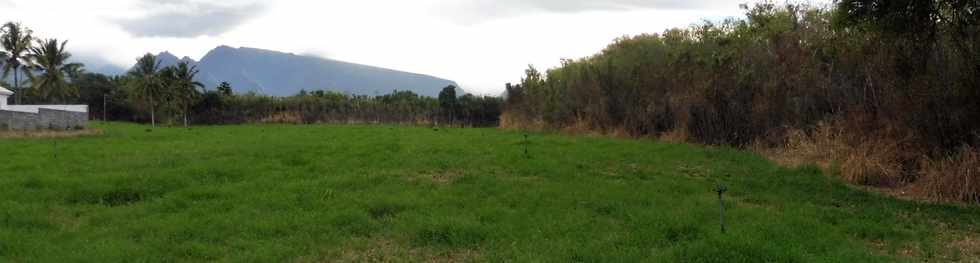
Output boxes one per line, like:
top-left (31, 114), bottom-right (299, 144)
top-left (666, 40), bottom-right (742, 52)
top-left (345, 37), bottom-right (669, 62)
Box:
top-left (714, 184), bottom-right (728, 194)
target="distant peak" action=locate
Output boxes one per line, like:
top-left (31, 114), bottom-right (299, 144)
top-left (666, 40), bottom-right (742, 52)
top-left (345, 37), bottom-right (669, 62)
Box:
top-left (156, 51), bottom-right (179, 60)
top-left (201, 45), bottom-right (238, 60)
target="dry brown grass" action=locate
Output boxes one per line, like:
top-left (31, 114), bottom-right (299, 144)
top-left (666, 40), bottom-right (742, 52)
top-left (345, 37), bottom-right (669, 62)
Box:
top-left (559, 119), bottom-right (605, 137)
top-left (751, 121), bottom-right (847, 171)
top-left (750, 120), bottom-right (980, 205)
top-left (950, 233), bottom-right (980, 261)
top-left (839, 137), bottom-right (909, 187)
top-left (502, 114), bottom-right (633, 139)
top-left (752, 121), bottom-right (917, 187)
top-left (916, 146), bottom-right (980, 203)
top-left (259, 112), bottom-right (303, 124)
top-left (301, 238), bottom-right (480, 263)
top-left (424, 169), bottom-right (465, 185)
top-left (658, 128), bottom-right (689, 144)
top-left (498, 112), bottom-right (546, 131)
top-left (604, 127), bottom-right (632, 139)
top-left (0, 129), bottom-right (103, 139)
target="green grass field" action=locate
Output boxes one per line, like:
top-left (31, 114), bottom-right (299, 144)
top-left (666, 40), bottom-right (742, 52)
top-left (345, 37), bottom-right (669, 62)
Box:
top-left (1, 122), bottom-right (977, 262)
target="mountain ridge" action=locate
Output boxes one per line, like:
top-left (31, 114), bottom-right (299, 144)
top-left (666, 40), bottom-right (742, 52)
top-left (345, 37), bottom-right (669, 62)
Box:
top-left (106, 46), bottom-right (462, 97)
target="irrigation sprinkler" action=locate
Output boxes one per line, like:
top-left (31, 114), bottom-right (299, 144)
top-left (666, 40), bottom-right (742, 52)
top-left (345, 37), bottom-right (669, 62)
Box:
top-left (523, 134), bottom-right (529, 158)
top-left (714, 184), bottom-right (728, 234)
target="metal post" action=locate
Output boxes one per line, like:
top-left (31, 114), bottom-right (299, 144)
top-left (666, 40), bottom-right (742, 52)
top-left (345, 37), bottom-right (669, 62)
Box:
top-left (715, 185), bottom-right (728, 234)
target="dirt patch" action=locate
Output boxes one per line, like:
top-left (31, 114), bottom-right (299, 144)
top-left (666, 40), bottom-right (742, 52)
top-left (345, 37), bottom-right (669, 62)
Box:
top-left (936, 224), bottom-right (980, 262)
top-left (678, 164), bottom-right (710, 178)
top-left (950, 233), bottom-right (980, 261)
top-left (302, 238), bottom-right (480, 263)
top-left (0, 129), bottom-right (103, 139)
top-left (866, 221), bottom-right (980, 262)
top-left (412, 170), bottom-right (465, 185)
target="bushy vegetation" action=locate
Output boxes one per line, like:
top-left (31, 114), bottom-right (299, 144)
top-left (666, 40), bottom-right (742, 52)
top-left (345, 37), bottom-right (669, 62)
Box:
top-left (183, 86), bottom-right (502, 127)
top-left (0, 123), bottom-right (977, 262)
top-left (84, 73), bottom-right (502, 127)
top-left (502, 1), bottom-right (980, 203)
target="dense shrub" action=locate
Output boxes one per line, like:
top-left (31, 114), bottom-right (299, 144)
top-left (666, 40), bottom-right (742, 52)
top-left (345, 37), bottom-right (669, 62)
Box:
top-left (502, 1), bottom-right (980, 202)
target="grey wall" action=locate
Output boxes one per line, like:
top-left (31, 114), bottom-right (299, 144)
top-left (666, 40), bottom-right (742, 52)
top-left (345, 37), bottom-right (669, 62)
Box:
top-left (0, 109), bottom-right (88, 130)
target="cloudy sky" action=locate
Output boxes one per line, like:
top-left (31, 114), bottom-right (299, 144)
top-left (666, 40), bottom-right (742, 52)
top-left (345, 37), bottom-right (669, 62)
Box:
top-left (1, 0), bottom-right (830, 95)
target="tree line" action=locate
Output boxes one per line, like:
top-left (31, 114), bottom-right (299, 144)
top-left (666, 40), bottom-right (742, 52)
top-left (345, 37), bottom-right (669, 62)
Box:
top-left (1, 22), bottom-right (82, 106)
top-left (502, 1), bottom-right (979, 202)
top-left (2, 23), bottom-right (502, 128)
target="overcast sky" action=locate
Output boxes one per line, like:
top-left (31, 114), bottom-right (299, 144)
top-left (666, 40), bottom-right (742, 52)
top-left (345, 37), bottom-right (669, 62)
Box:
top-left (0, 0), bottom-right (830, 95)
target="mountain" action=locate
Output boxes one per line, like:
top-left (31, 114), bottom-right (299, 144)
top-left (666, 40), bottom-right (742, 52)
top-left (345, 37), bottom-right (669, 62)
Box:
top-left (155, 52), bottom-right (197, 69)
top-left (128, 46), bottom-right (461, 97)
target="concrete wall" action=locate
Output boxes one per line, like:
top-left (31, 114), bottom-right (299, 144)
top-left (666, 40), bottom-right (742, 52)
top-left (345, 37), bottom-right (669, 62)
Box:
top-left (4, 105), bottom-right (88, 113)
top-left (0, 110), bottom-right (39, 130)
top-left (0, 108), bottom-right (88, 130)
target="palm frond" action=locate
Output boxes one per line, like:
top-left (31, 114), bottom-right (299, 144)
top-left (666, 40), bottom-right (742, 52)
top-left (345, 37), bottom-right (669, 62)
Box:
top-left (1, 22), bottom-right (34, 81)
top-left (28, 38), bottom-right (78, 102)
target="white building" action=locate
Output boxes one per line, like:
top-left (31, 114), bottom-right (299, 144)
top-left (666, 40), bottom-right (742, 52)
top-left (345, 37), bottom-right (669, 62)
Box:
top-left (0, 86), bottom-right (10, 110)
top-left (0, 87), bottom-right (89, 130)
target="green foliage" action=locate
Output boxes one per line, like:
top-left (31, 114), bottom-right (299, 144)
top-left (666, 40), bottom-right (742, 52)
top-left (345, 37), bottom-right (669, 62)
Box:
top-left (0, 123), bottom-right (976, 261)
top-left (188, 89), bottom-right (500, 127)
top-left (1, 22), bottom-right (35, 103)
top-left (216, 81), bottom-right (232, 96)
top-left (162, 62), bottom-right (205, 126)
top-left (504, 2), bottom-right (980, 151)
top-left (27, 38), bottom-right (81, 103)
top-left (438, 85), bottom-right (457, 124)
top-left (74, 73), bottom-right (132, 121)
top-left (834, 0), bottom-right (937, 34)
top-left (128, 53), bottom-right (163, 126)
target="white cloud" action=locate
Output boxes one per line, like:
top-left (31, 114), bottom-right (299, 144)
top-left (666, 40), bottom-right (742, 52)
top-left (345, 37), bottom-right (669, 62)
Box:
top-left (0, 0), bottom-right (830, 95)
top-left (431, 0), bottom-right (740, 25)
top-left (114, 1), bottom-right (267, 38)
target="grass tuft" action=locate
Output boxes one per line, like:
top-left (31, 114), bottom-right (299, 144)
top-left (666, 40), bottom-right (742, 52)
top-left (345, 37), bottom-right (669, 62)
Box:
top-left (413, 221), bottom-right (487, 248)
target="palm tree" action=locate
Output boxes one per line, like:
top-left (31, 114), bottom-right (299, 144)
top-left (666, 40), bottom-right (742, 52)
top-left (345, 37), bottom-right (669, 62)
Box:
top-left (170, 62), bottom-right (204, 127)
top-left (157, 66), bottom-right (177, 124)
top-left (29, 38), bottom-right (82, 159)
top-left (129, 53), bottom-right (162, 127)
top-left (28, 39), bottom-right (82, 105)
top-left (1, 22), bottom-right (34, 104)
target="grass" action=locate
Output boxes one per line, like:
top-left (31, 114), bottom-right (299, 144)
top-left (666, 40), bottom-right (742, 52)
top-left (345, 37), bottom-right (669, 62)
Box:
top-left (0, 122), bottom-right (978, 262)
